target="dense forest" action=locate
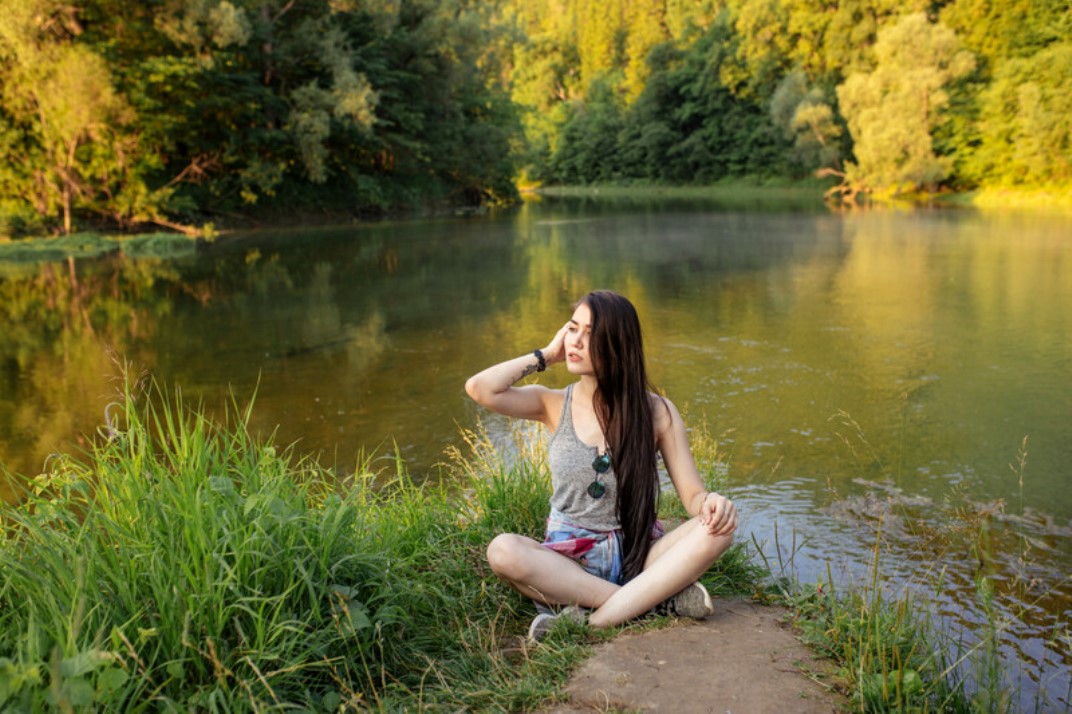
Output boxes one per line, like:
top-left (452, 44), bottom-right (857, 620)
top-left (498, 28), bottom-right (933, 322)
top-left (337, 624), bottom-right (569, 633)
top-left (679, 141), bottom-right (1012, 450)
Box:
top-left (1, 0), bottom-right (1069, 236)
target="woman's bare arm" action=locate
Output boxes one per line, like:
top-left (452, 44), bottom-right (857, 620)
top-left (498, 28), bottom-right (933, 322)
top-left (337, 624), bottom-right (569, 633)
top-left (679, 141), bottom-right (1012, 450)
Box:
top-left (464, 322), bottom-right (570, 424)
top-left (655, 397), bottom-right (737, 536)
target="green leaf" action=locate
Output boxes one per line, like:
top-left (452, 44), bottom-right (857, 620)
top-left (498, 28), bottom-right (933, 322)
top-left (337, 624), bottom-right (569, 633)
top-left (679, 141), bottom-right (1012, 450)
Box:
top-left (165, 661), bottom-right (184, 681)
top-left (896, 668), bottom-right (924, 697)
top-left (348, 601), bottom-right (372, 630)
top-left (244, 492), bottom-right (264, 515)
top-left (63, 677), bottom-right (96, 707)
top-left (321, 689), bottom-right (342, 711)
top-left (330, 584), bottom-right (357, 599)
top-left (208, 475), bottom-right (235, 495)
top-left (96, 666), bottom-right (130, 696)
top-left (0, 657), bottom-right (42, 701)
top-left (60, 650), bottom-right (113, 678)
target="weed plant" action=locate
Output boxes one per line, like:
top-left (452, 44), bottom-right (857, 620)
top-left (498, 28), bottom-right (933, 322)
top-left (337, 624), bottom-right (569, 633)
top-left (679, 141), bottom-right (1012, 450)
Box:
top-left (0, 380), bottom-right (761, 711)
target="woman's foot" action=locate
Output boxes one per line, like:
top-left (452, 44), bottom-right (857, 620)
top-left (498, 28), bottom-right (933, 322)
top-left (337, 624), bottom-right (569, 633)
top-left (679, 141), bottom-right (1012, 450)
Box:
top-left (527, 605), bottom-right (587, 643)
top-left (657, 581), bottom-right (714, 619)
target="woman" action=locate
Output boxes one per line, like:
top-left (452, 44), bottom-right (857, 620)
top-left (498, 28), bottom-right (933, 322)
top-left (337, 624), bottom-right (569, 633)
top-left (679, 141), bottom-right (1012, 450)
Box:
top-left (464, 290), bottom-right (737, 641)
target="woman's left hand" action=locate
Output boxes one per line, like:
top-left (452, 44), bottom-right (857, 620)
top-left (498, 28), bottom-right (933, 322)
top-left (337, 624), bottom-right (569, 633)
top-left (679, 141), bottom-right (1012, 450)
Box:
top-left (699, 492), bottom-right (737, 537)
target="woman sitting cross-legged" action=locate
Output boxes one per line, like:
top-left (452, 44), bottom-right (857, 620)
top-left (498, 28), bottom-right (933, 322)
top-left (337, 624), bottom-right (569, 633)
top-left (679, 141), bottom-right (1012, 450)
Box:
top-left (464, 290), bottom-right (738, 642)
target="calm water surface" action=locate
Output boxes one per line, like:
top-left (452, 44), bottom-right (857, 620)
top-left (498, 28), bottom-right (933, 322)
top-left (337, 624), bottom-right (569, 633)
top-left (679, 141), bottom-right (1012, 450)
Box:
top-left (2, 197), bottom-right (1070, 708)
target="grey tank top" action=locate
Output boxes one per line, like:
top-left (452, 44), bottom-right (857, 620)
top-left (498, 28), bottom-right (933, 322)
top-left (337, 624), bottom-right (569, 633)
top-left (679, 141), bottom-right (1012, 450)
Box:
top-left (547, 384), bottom-right (620, 531)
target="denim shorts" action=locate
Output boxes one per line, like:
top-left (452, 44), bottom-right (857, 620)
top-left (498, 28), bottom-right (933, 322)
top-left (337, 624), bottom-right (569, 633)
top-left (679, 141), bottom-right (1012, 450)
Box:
top-left (541, 507), bottom-right (664, 586)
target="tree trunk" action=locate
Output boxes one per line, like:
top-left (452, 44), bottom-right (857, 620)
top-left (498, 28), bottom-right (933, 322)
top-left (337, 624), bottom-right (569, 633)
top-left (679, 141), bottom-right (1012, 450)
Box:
top-left (63, 183), bottom-right (72, 234)
top-left (63, 138), bottom-right (78, 234)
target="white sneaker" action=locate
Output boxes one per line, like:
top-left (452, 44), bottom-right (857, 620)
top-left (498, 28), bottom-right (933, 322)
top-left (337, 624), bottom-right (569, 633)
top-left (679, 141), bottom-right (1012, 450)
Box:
top-left (657, 581), bottom-right (714, 619)
top-left (526, 605), bottom-right (586, 643)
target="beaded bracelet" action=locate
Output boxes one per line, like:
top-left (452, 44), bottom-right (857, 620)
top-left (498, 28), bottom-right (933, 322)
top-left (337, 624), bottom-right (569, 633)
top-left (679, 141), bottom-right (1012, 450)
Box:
top-left (533, 349), bottom-right (547, 372)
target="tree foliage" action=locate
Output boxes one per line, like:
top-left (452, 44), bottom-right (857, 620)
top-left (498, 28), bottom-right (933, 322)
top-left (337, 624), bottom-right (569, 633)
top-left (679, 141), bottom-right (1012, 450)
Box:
top-left (0, 0), bottom-right (519, 236)
top-left (0, 0), bottom-right (164, 233)
top-left (527, 13), bottom-right (790, 185)
top-left (770, 70), bottom-right (843, 174)
top-left (968, 42), bottom-right (1072, 187)
top-left (2, 0), bottom-right (1070, 231)
top-left (507, 0), bottom-right (1070, 200)
top-left (836, 14), bottom-right (975, 196)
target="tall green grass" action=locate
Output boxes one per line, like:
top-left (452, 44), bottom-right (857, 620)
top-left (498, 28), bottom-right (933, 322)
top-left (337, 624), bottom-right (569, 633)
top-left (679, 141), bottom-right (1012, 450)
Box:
top-left (1, 382), bottom-right (405, 710)
top-left (781, 545), bottom-right (973, 712)
top-left (0, 381), bottom-right (762, 711)
top-left (765, 502), bottom-right (1053, 713)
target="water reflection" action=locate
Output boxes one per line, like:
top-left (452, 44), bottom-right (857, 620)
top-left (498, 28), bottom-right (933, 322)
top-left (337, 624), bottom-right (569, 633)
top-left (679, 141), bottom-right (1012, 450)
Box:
top-left (1, 199), bottom-right (1070, 708)
top-left (0, 255), bottom-right (177, 492)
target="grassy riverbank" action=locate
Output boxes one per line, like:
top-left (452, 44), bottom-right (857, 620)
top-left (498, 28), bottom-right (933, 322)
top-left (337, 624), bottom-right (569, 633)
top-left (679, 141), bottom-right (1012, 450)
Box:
top-left (0, 380), bottom-right (1016, 711)
top-left (530, 179), bottom-right (831, 209)
top-left (0, 232), bottom-right (200, 280)
top-left (534, 180), bottom-right (1072, 213)
top-left (963, 186), bottom-right (1072, 212)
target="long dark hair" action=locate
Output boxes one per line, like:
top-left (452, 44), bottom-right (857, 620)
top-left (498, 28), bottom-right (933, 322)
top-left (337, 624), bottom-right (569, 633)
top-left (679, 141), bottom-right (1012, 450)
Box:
top-left (583, 290), bottom-right (661, 582)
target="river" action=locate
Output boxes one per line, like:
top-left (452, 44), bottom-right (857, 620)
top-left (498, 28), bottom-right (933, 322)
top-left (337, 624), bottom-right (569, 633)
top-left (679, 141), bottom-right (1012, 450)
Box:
top-left (1, 196), bottom-right (1070, 709)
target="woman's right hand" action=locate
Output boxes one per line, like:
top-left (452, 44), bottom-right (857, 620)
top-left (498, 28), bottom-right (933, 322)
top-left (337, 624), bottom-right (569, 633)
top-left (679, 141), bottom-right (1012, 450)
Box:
top-left (542, 322), bottom-right (571, 366)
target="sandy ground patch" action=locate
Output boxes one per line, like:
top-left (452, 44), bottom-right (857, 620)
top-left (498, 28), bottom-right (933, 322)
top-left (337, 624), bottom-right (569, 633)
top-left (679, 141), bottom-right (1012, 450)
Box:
top-left (541, 597), bottom-right (845, 713)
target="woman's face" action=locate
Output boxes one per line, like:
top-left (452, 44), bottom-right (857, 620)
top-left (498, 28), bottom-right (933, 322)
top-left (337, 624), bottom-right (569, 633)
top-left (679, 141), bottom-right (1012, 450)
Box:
top-left (565, 302), bottom-right (596, 376)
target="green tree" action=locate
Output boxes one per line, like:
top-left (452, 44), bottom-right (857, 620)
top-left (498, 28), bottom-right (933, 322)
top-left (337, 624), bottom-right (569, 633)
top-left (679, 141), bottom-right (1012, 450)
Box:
top-left (616, 43), bottom-right (686, 181)
top-left (722, 0), bottom-right (921, 94)
top-left (968, 42), bottom-right (1072, 187)
top-left (940, 0), bottom-right (1071, 71)
top-left (836, 13), bottom-right (975, 197)
top-left (721, 0), bottom-right (793, 96)
top-left (510, 33), bottom-right (579, 183)
top-left (0, 0), bottom-right (520, 235)
top-left (815, 0), bottom-right (921, 76)
top-left (623, 0), bottom-right (670, 99)
top-left (0, 0), bottom-right (166, 233)
top-left (770, 70), bottom-right (842, 174)
top-left (617, 23), bottom-right (789, 182)
top-left (548, 79), bottom-right (625, 183)
top-left (576, 0), bottom-right (624, 89)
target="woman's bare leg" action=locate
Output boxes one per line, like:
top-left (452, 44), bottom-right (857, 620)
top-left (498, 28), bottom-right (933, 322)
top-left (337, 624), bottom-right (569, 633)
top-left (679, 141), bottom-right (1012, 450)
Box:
top-left (488, 520), bottom-right (732, 627)
top-left (587, 518), bottom-right (733, 628)
top-left (486, 533), bottom-right (619, 608)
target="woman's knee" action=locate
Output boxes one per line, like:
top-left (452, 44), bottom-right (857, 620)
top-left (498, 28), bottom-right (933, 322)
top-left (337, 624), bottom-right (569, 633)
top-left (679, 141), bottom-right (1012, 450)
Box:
top-left (486, 533), bottom-right (529, 579)
top-left (693, 521), bottom-right (735, 562)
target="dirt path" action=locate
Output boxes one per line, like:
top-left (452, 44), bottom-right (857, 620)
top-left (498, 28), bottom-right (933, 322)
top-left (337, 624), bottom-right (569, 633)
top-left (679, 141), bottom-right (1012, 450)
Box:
top-left (542, 597), bottom-right (846, 713)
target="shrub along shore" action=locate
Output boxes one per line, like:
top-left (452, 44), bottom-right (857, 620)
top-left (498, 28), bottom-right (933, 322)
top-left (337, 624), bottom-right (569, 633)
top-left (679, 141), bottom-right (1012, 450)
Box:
top-left (0, 381), bottom-right (1003, 711)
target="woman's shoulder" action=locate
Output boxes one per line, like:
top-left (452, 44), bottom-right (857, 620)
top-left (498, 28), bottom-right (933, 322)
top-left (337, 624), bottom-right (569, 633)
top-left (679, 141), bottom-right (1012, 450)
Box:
top-left (539, 385), bottom-right (570, 431)
top-left (648, 392), bottom-right (682, 435)
top-left (543, 384), bottom-right (569, 407)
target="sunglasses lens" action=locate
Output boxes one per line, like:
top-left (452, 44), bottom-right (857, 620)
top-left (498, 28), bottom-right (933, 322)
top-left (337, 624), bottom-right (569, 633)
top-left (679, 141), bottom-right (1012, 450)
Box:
top-left (587, 480), bottom-right (606, 499)
top-left (592, 453), bottom-right (611, 473)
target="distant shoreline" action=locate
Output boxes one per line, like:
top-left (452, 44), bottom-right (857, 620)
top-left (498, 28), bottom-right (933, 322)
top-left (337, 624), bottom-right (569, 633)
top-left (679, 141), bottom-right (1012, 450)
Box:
top-left (3, 182), bottom-right (1069, 257)
top-left (533, 181), bottom-right (1072, 212)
